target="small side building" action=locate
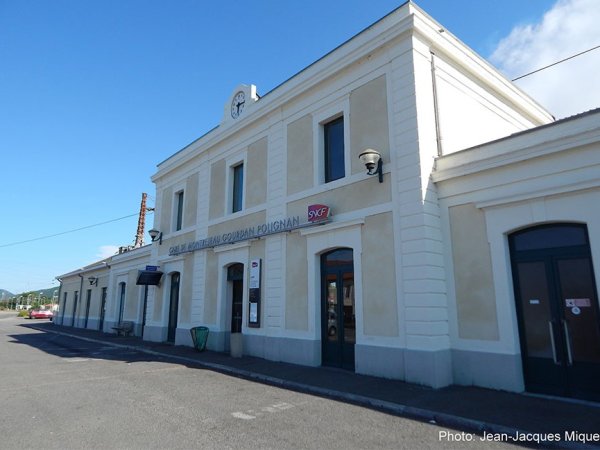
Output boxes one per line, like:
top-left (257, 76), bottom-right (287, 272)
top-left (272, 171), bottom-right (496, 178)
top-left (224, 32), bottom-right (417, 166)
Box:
top-left (434, 109), bottom-right (600, 401)
top-left (56, 245), bottom-right (152, 336)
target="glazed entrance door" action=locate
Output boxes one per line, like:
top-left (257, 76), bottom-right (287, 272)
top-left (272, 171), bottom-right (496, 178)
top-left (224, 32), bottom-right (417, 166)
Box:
top-left (84, 289), bottom-right (91, 329)
top-left (228, 264), bottom-right (244, 334)
top-left (98, 288), bottom-right (107, 331)
top-left (167, 273), bottom-right (180, 343)
top-left (510, 225), bottom-right (600, 401)
top-left (321, 249), bottom-right (355, 370)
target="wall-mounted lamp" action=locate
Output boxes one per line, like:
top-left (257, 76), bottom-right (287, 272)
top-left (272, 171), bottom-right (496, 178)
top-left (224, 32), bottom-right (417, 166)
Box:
top-left (359, 148), bottom-right (383, 183)
top-left (88, 276), bottom-right (98, 286)
top-left (148, 228), bottom-right (163, 245)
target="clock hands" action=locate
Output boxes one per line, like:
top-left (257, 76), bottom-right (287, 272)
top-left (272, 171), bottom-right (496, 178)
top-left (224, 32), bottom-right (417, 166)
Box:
top-left (236, 100), bottom-right (245, 114)
top-left (231, 91), bottom-right (246, 118)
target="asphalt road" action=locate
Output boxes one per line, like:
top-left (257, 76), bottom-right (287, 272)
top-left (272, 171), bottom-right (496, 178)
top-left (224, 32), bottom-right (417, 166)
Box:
top-left (0, 313), bottom-right (522, 449)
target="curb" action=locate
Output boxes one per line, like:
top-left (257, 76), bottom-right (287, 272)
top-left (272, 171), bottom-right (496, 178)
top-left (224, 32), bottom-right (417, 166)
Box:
top-left (30, 324), bottom-right (600, 450)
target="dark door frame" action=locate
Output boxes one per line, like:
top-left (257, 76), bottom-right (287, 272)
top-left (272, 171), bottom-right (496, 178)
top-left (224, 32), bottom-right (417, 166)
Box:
top-left (167, 272), bottom-right (180, 343)
top-left (141, 285), bottom-right (148, 338)
top-left (99, 287), bottom-right (107, 331)
top-left (321, 248), bottom-right (355, 370)
top-left (71, 291), bottom-right (78, 327)
top-left (227, 263), bottom-right (244, 334)
top-left (510, 223), bottom-right (600, 401)
top-left (117, 282), bottom-right (126, 324)
top-left (84, 289), bottom-right (91, 329)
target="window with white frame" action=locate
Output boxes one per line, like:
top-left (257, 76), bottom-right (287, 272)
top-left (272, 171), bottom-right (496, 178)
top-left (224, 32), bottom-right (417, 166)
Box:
top-left (174, 190), bottom-right (184, 231)
top-left (313, 100), bottom-right (350, 186)
top-left (323, 116), bottom-right (345, 183)
top-left (231, 162), bottom-right (244, 213)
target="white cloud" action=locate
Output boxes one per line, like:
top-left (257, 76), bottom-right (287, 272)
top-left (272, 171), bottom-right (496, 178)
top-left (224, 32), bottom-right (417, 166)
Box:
top-left (490, 0), bottom-right (600, 119)
top-left (96, 245), bottom-right (119, 259)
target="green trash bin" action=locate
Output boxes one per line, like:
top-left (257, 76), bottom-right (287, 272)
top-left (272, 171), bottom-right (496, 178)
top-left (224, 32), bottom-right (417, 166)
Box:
top-left (190, 326), bottom-right (209, 351)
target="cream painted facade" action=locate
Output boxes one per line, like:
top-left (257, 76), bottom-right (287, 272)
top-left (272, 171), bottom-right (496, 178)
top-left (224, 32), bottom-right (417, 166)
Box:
top-left (142, 2), bottom-right (551, 388)
top-left (55, 2), bottom-right (600, 400)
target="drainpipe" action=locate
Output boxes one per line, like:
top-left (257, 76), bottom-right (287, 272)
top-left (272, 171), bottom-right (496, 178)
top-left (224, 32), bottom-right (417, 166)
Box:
top-left (55, 278), bottom-right (63, 325)
top-left (430, 52), bottom-right (444, 157)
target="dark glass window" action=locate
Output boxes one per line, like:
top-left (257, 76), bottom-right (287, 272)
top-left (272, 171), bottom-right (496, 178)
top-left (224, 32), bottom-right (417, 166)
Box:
top-left (324, 117), bottom-right (345, 183)
top-left (512, 224), bottom-right (588, 252)
top-left (118, 282), bottom-right (126, 323)
top-left (227, 263), bottom-right (244, 281)
top-left (175, 191), bottom-right (184, 231)
top-left (72, 291), bottom-right (78, 326)
top-left (168, 273), bottom-right (180, 343)
top-left (84, 289), bottom-right (92, 328)
top-left (323, 248), bottom-right (354, 266)
top-left (61, 292), bottom-right (67, 322)
top-left (232, 163), bottom-right (244, 213)
top-left (227, 263), bottom-right (244, 333)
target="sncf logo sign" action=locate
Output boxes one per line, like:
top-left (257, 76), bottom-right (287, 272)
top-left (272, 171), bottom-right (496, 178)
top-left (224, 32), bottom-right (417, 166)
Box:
top-left (308, 204), bottom-right (331, 223)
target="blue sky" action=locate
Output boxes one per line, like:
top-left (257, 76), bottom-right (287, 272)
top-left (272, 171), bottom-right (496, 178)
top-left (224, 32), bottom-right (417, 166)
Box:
top-left (1, 0), bottom-right (598, 295)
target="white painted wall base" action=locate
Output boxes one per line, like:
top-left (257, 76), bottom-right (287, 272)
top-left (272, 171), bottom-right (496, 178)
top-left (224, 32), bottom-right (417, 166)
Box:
top-left (244, 334), bottom-right (321, 367)
top-left (452, 349), bottom-right (524, 393)
top-left (230, 333), bottom-right (243, 358)
top-left (355, 344), bottom-right (404, 379)
top-left (404, 349), bottom-right (453, 388)
top-left (142, 325), bottom-right (165, 343)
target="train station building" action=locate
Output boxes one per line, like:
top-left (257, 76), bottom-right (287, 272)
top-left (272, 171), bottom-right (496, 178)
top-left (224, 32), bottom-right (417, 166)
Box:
top-left (56, 2), bottom-right (600, 402)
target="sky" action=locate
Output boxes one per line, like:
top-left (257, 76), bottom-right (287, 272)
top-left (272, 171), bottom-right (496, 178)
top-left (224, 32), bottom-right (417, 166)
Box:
top-left (1, 0), bottom-right (599, 296)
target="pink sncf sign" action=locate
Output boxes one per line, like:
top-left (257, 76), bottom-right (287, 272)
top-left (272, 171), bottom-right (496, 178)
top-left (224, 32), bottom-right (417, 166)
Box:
top-left (308, 204), bottom-right (331, 223)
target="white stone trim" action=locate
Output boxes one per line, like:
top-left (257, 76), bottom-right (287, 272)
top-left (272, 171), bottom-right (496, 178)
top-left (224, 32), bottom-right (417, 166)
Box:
top-left (225, 151), bottom-right (248, 216)
top-left (212, 240), bottom-right (252, 253)
top-left (312, 96), bottom-right (351, 187)
top-left (300, 218), bottom-right (364, 236)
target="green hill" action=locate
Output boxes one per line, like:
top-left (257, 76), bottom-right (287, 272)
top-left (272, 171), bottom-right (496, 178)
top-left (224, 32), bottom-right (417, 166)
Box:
top-left (0, 287), bottom-right (58, 300)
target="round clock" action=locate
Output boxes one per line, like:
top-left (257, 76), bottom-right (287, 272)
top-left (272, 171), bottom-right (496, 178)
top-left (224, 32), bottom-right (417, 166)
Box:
top-left (231, 91), bottom-right (246, 119)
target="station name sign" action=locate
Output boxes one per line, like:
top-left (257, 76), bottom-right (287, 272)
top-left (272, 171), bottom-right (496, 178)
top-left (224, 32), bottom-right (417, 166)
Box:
top-left (168, 205), bottom-right (331, 256)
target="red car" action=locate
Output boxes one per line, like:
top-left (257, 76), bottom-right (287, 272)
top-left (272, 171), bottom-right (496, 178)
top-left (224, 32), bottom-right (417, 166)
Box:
top-left (29, 309), bottom-right (53, 320)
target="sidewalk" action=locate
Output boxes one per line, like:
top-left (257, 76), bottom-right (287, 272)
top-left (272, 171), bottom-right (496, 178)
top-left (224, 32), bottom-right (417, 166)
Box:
top-left (29, 321), bottom-right (600, 449)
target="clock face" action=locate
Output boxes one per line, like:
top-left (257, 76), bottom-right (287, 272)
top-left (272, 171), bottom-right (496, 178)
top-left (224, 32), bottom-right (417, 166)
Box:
top-left (231, 91), bottom-right (246, 119)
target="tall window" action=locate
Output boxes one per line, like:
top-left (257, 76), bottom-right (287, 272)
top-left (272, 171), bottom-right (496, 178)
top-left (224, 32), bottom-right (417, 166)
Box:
top-left (175, 190), bottom-right (184, 231)
top-left (118, 282), bottom-right (126, 324)
top-left (72, 291), bottom-right (79, 327)
top-left (324, 117), bottom-right (345, 183)
top-left (99, 287), bottom-right (107, 331)
top-left (232, 163), bottom-right (244, 213)
top-left (84, 289), bottom-right (92, 329)
top-left (62, 292), bottom-right (68, 322)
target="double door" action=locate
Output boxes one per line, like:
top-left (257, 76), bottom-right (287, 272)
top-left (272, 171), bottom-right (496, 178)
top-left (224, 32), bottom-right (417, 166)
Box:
top-left (511, 225), bottom-right (600, 401)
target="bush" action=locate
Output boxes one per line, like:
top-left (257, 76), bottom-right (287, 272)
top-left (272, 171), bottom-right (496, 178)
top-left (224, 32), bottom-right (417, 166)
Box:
top-left (17, 310), bottom-right (29, 318)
